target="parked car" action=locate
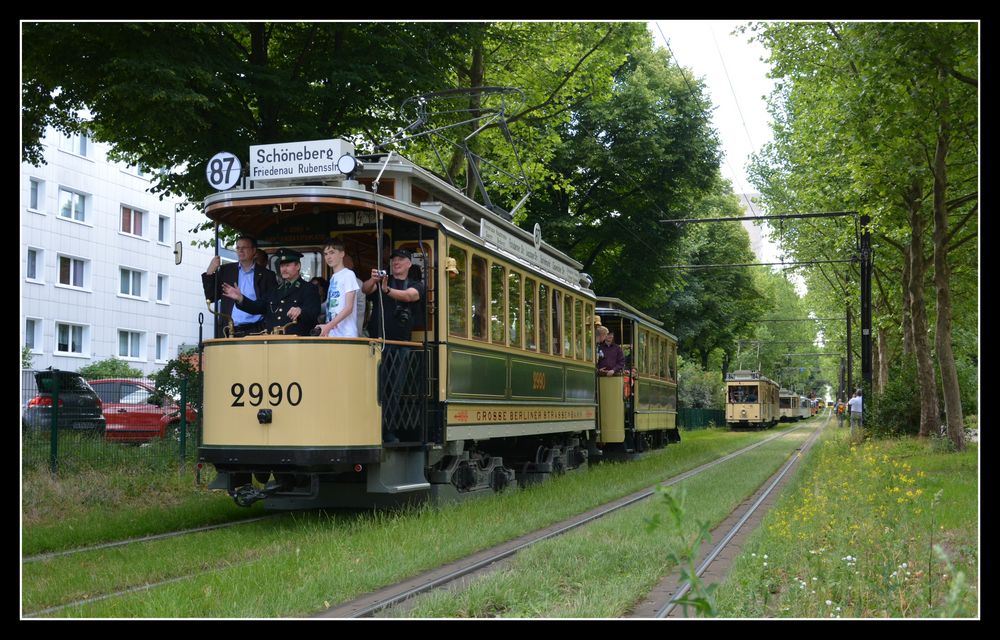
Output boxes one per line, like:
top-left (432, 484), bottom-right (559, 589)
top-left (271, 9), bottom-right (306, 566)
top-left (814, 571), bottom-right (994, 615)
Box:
top-left (22, 370), bottom-right (106, 434)
top-left (87, 379), bottom-right (198, 443)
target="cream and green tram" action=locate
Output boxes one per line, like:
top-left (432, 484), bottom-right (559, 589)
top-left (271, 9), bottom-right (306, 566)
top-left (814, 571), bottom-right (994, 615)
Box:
top-left (725, 370), bottom-right (780, 429)
top-left (197, 138), bottom-right (603, 509)
top-left (594, 298), bottom-right (680, 456)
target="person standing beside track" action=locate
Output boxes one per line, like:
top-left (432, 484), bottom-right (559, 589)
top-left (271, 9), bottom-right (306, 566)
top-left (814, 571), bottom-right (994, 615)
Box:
top-left (847, 389), bottom-right (863, 437)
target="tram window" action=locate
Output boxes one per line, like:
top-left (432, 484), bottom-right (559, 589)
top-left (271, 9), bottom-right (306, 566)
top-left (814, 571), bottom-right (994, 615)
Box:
top-left (297, 251), bottom-right (322, 282)
top-left (539, 284), bottom-right (550, 354)
top-left (471, 255), bottom-right (488, 341)
top-left (490, 263), bottom-right (506, 345)
top-left (448, 245), bottom-right (468, 338)
top-left (551, 290), bottom-right (562, 355)
top-left (585, 303), bottom-right (594, 362)
top-left (657, 337), bottom-right (665, 378)
top-left (669, 344), bottom-right (677, 380)
top-left (638, 330), bottom-right (647, 374)
top-left (574, 299), bottom-right (583, 361)
top-left (563, 294), bottom-right (573, 357)
top-left (508, 271), bottom-right (521, 349)
top-left (524, 278), bottom-right (537, 351)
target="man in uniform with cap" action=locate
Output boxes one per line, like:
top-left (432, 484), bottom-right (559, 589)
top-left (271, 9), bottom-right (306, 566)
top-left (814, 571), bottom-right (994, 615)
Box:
top-left (221, 248), bottom-right (320, 336)
top-left (362, 247), bottom-right (426, 442)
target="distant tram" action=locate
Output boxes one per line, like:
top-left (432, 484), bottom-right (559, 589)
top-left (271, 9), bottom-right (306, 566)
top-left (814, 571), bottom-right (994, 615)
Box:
top-left (725, 370), bottom-right (780, 429)
top-left (778, 389), bottom-right (811, 422)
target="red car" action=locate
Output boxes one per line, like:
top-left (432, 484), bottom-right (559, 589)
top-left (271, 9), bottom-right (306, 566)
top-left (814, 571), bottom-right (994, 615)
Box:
top-left (88, 379), bottom-right (198, 443)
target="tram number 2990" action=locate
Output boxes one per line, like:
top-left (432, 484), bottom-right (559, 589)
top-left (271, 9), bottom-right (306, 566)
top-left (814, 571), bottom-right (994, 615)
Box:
top-left (231, 382), bottom-right (302, 407)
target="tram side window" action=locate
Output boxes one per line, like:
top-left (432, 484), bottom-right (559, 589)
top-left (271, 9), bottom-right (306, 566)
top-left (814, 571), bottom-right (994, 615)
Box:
top-left (638, 330), bottom-right (647, 375)
top-left (448, 245), bottom-right (468, 338)
top-left (657, 337), bottom-right (666, 378)
top-left (508, 270), bottom-right (521, 349)
top-left (668, 343), bottom-right (677, 381)
top-left (539, 284), bottom-right (550, 354)
top-left (585, 303), bottom-right (594, 362)
top-left (551, 290), bottom-right (562, 355)
top-left (471, 255), bottom-right (488, 341)
top-left (574, 299), bottom-right (583, 361)
top-left (563, 294), bottom-right (573, 358)
top-left (490, 263), bottom-right (506, 345)
top-left (524, 278), bottom-right (537, 351)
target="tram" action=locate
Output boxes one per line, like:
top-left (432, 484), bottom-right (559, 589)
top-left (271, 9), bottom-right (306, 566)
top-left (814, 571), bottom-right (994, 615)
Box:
top-left (725, 370), bottom-right (780, 429)
top-left (196, 137), bottom-right (679, 509)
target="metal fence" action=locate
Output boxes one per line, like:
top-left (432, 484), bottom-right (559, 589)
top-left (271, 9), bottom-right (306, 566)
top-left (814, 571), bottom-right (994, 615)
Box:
top-left (21, 370), bottom-right (200, 474)
top-left (677, 407), bottom-right (725, 430)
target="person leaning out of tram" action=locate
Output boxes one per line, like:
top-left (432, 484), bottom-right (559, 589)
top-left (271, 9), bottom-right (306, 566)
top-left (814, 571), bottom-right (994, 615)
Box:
top-left (221, 248), bottom-right (320, 336)
top-left (596, 325), bottom-right (625, 377)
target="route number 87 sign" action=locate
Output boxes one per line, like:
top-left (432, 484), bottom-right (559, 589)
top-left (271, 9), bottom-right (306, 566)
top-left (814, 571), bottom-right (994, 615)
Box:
top-left (206, 151), bottom-right (242, 191)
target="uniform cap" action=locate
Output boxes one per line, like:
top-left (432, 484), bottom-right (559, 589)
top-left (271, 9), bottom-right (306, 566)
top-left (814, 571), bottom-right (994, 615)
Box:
top-left (275, 248), bottom-right (303, 264)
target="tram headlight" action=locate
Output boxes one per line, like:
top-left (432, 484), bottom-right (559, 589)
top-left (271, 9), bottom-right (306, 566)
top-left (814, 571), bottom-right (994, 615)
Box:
top-left (337, 153), bottom-right (363, 178)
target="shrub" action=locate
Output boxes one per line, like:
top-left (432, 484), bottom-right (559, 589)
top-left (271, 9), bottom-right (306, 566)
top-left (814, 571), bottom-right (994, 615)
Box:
top-left (152, 350), bottom-right (203, 409)
top-left (678, 357), bottom-right (724, 409)
top-left (77, 357), bottom-right (144, 380)
top-left (868, 355), bottom-right (922, 437)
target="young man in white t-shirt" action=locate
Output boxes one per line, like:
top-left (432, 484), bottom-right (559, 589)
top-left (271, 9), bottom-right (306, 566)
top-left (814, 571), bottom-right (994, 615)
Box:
top-left (318, 239), bottom-right (360, 338)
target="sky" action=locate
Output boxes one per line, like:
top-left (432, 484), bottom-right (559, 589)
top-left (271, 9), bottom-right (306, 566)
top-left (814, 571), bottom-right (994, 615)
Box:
top-left (648, 21), bottom-right (793, 268)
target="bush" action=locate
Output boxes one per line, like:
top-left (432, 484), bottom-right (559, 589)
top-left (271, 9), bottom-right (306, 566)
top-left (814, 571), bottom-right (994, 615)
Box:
top-left (152, 350), bottom-right (202, 409)
top-left (868, 355), bottom-right (922, 437)
top-left (77, 357), bottom-right (144, 380)
top-left (678, 357), bottom-right (724, 409)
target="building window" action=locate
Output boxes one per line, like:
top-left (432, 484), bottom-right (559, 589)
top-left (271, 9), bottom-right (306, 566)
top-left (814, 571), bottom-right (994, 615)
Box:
top-left (118, 330), bottom-right (144, 360)
top-left (58, 188), bottom-right (88, 222)
top-left (56, 323), bottom-right (86, 355)
top-left (59, 132), bottom-right (89, 157)
top-left (158, 216), bottom-right (170, 244)
top-left (121, 205), bottom-right (144, 237)
top-left (26, 247), bottom-right (43, 281)
top-left (156, 274), bottom-right (169, 302)
top-left (29, 178), bottom-right (43, 211)
top-left (155, 334), bottom-right (168, 362)
top-left (120, 267), bottom-right (144, 297)
top-left (25, 318), bottom-right (41, 352)
top-left (58, 255), bottom-right (86, 288)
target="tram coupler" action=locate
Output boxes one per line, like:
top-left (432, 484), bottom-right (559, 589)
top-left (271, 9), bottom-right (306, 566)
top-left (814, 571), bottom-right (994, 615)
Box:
top-left (230, 481), bottom-right (284, 508)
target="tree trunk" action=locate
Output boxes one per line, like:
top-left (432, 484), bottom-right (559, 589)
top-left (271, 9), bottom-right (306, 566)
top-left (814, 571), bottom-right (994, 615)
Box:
top-left (876, 327), bottom-right (890, 395)
top-left (931, 90), bottom-right (965, 451)
top-left (901, 244), bottom-right (915, 356)
top-left (905, 181), bottom-right (939, 439)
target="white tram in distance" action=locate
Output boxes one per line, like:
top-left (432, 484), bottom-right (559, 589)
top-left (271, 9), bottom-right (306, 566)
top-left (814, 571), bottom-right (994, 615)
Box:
top-left (196, 137), bottom-right (679, 509)
top-left (725, 370), bottom-right (780, 429)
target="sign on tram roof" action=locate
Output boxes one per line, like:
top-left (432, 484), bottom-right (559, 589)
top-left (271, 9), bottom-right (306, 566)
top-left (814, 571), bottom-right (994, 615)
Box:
top-left (249, 138), bottom-right (355, 182)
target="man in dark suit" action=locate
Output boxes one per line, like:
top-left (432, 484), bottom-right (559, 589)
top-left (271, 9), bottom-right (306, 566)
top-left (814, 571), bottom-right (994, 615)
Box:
top-left (202, 236), bottom-right (278, 338)
top-left (222, 248), bottom-right (320, 336)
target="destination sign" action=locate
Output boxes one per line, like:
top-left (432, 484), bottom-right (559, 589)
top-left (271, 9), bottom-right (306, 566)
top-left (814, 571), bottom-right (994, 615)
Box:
top-left (479, 219), bottom-right (582, 286)
top-left (250, 139), bottom-right (354, 181)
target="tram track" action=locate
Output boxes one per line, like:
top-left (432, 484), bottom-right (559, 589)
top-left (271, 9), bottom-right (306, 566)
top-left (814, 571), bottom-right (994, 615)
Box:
top-left (635, 411), bottom-right (830, 618)
top-left (22, 515), bottom-right (276, 564)
top-left (24, 423), bottom-right (817, 618)
top-left (317, 421), bottom-right (817, 618)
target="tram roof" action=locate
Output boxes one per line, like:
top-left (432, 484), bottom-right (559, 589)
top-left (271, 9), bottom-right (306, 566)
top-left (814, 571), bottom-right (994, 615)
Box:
top-left (202, 142), bottom-right (593, 292)
top-left (725, 370), bottom-right (778, 385)
top-left (595, 297), bottom-right (677, 340)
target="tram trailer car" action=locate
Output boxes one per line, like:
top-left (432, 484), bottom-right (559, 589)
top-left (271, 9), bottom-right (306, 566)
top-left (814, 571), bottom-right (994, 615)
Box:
top-left (778, 389), bottom-right (801, 422)
top-left (197, 138), bottom-right (679, 510)
top-left (725, 370), bottom-right (780, 429)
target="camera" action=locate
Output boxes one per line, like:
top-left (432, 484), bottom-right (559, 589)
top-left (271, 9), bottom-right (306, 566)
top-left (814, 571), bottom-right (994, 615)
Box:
top-left (376, 269), bottom-right (388, 278)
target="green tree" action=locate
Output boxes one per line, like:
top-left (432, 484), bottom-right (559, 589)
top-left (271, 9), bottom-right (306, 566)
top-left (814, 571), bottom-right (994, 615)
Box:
top-left (77, 357), bottom-right (144, 380)
top-left (746, 22), bottom-right (977, 447)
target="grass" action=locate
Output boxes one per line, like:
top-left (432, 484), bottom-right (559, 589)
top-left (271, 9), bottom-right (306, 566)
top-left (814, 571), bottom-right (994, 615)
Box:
top-left (22, 425), bottom-right (797, 617)
top-left (713, 427), bottom-right (979, 618)
top-left (401, 431), bottom-right (813, 617)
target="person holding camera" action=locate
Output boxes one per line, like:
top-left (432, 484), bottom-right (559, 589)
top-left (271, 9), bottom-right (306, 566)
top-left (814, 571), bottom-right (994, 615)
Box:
top-left (362, 248), bottom-right (424, 341)
top-left (362, 248), bottom-right (425, 443)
